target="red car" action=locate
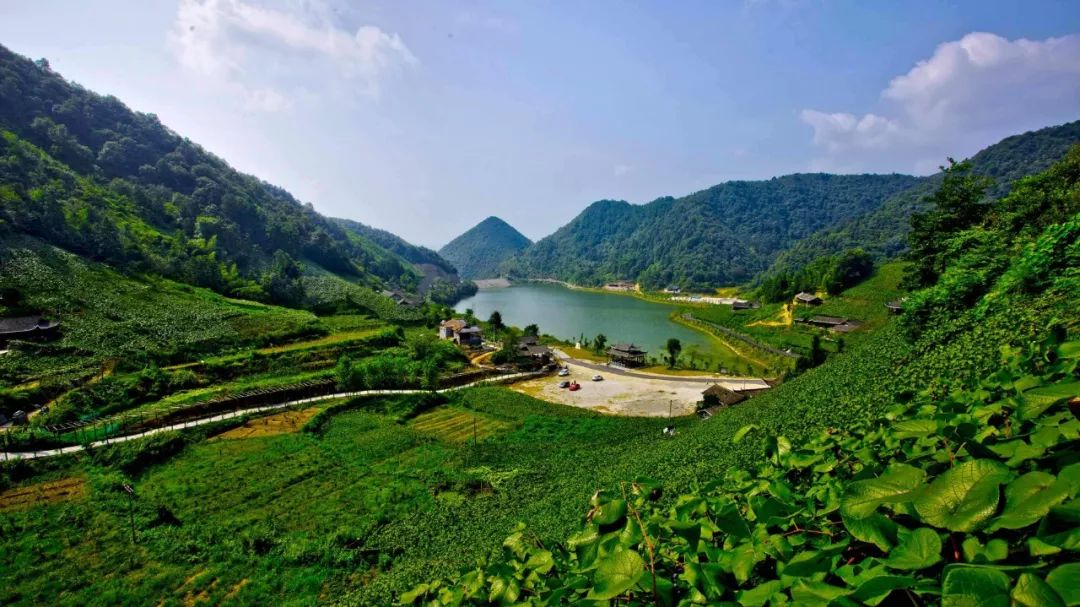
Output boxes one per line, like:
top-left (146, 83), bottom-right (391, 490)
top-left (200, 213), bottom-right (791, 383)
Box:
top-left (568, 381), bottom-right (581, 391)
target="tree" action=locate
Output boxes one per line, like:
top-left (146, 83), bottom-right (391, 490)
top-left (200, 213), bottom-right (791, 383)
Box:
top-left (665, 338), bottom-right (682, 369)
top-left (594, 333), bottom-right (607, 354)
top-left (488, 311), bottom-right (504, 333)
top-left (524, 324), bottom-right (539, 336)
top-left (905, 159), bottom-right (992, 289)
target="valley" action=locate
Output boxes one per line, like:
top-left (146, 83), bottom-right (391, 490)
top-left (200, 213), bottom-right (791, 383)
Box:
top-left (0, 25), bottom-right (1078, 607)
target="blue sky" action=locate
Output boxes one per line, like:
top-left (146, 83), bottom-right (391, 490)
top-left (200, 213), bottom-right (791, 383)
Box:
top-left (1, 1), bottom-right (1078, 247)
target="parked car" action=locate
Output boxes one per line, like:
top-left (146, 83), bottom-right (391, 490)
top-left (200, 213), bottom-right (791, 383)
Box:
top-left (557, 380), bottom-right (570, 389)
top-left (557, 368), bottom-right (570, 377)
top-left (592, 374), bottom-right (604, 381)
top-left (568, 381), bottom-right (581, 391)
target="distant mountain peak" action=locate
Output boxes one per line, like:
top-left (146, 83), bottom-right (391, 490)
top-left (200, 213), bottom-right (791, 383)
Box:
top-left (438, 217), bottom-right (531, 279)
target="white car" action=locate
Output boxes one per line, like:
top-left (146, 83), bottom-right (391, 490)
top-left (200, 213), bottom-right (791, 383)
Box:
top-left (557, 368), bottom-right (570, 376)
top-left (592, 374), bottom-right (604, 382)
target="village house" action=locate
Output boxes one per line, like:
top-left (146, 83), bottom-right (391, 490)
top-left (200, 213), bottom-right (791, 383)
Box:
top-left (798, 315), bottom-right (862, 333)
top-left (663, 285), bottom-right (681, 294)
top-left (456, 326), bottom-right (483, 347)
top-left (885, 300), bottom-right (904, 314)
top-left (794, 292), bottom-right (823, 305)
top-left (438, 319), bottom-right (484, 346)
top-left (438, 319), bottom-right (467, 340)
top-left (607, 343), bottom-right (647, 367)
top-left (701, 384), bottom-right (747, 407)
top-left (0, 315), bottom-right (61, 347)
top-left (382, 290), bottom-right (421, 307)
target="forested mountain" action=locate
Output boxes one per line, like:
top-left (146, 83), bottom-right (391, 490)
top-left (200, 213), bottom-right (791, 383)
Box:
top-left (438, 216), bottom-right (532, 279)
top-left (763, 120), bottom-right (1080, 280)
top-left (503, 174), bottom-right (919, 289)
top-left (0, 44), bottom-right (466, 311)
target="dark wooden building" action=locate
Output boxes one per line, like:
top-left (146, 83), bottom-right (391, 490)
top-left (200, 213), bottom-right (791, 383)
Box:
top-left (794, 292), bottom-right (822, 305)
top-left (0, 316), bottom-right (61, 347)
top-left (701, 384), bottom-right (747, 408)
top-left (607, 343), bottom-right (647, 367)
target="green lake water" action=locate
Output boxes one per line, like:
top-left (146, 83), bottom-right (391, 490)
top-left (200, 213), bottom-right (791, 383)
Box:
top-left (454, 283), bottom-right (730, 366)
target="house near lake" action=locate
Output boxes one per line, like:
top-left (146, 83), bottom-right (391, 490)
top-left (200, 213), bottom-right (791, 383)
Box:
top-left (438, 319), bottom-right (484, 346)
top-left (607, 343), bottom-right (647, 367)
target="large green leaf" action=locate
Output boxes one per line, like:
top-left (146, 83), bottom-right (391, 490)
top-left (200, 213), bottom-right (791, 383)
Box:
top-left (736, 580), bottom-right (783, 607)
top-left (942, 567), bottom-right (1011, 607)
top-left (914, 459), bottom-right (1011, 531)
top-left (591, 499), bottom-right (627, 526)
top-left (883, 527), bottom-right (942, 570)
top-left (587, 549), bottom-right (644, 600)
top-left (1018, 381), bottom-right (1080, 420)
top-left (732, 424), bottom-right (759, 444)
top-left (1047, 564), bottom-right (1080, 606)
top-left (990, 471), bottom-right (1070, 530)
top-left (841, 464), bottom-right (926, 519)
top-left (891, 419), bottom-right (938, 439)
top-left (790, 580), bottom-right (851, 605)
top-left (842, 512), bottom-right (898, 551)
top-left (1012, 573), bottom-right (1066, 607)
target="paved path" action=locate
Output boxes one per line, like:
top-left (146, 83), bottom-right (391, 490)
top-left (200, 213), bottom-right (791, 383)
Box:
top-left (0, 372), bottom-right (541, 462)
top-left (553, 349), bottom-right (771, 391)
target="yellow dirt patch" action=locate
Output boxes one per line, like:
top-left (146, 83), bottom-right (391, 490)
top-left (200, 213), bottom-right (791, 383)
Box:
top-left (748, 304), bottom-right (793, 328)
top-left (222, 579), bottom-right (249, 602)
top-left (212, 407), bottom-right (323, 440)
top-left (0, 476), bottom-right (87, 512)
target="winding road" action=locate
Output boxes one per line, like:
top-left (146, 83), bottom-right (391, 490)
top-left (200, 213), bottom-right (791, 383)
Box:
top-left (0, 372), bottom-right (542, 462)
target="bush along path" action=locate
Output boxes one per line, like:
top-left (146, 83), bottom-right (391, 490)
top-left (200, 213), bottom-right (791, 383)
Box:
top-left (0, 372), bottom-right (543, 461)
top-left (403, 337), bottom-right (1080, 606)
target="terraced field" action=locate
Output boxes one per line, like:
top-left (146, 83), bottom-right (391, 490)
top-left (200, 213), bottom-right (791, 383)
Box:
top-left (409, 407), bottom-right (514, 443)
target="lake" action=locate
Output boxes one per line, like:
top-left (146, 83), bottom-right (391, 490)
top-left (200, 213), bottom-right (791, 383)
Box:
top-left (454, 282), bottom-right (728, 366)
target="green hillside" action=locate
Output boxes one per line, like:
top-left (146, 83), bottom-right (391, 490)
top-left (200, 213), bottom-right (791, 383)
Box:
top-left (1, 141), bottom-right (1075, 607)
top-left (438, 216), bottom-right (532, 279)
top-left (0, 44), bottom-right (457, 310)
top-left (503, 174), bottom-right (919, 289)
top-left (763, 119), bottom-right (1080, 280)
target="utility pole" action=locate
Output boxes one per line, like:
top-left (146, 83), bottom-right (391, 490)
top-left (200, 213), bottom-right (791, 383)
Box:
top-left (122, 483), bottom-right (137, 551)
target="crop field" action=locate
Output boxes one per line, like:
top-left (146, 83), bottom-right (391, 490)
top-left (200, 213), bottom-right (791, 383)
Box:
top-left (409, 406), bottom-right (514, 443)
top-left (211, 406), bottom-right (327, 440)
top-left (0, 289), bottom-right (1068, 606)
top-left (0, 476), bottom-right (86, 512)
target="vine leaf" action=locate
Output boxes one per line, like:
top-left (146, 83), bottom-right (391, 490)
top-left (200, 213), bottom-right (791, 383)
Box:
top-left (883, 527), bottom-right (942, 571)
top-left (1012, 573), bottom-right (1066, 607)
top-left (989, 471), bottom-right (1069, 531)
top-left (587, 549), bottom-right (644, 600)
top-left (1046, 564), bottom-right (1080, 606)
top-left (941, 566), bottom-right (1011, 607)
top-left (913, 459), bottom-right (1012, 532)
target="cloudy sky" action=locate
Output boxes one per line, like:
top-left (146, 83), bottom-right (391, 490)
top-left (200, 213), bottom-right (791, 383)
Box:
top-left (1, 1), bottom-right (1078, 247)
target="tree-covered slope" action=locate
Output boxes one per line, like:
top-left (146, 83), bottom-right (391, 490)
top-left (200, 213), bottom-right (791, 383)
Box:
top-left (764, 119), bottom-right (1080, 279)
top-left (438, 216), bottom-right (532, 279)
top-left (503, 174), bottom-right (919, 289)
top-left (0, 44), bottom-right (440, 308)
top-left (400, 145), bottom-right (1080, 607)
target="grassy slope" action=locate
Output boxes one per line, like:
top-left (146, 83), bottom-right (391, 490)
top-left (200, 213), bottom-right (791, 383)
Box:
top-left (0, 234), bottom-right (322, 388)
top-left (0, 289), bottom-right (1054, 605)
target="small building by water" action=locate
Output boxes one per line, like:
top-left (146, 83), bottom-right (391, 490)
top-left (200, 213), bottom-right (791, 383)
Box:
top-left (607, 343), bottom-right (647, 367)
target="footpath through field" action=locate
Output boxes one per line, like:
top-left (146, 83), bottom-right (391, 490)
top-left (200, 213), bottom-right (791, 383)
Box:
top-left (0, 372), bottom-right (541, 462)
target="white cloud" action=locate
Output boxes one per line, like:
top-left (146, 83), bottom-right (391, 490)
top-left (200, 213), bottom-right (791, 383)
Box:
top-left (802, 32), bottom-right (1080, 173)
top-left (169, 0), bottom-right (418, 110)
